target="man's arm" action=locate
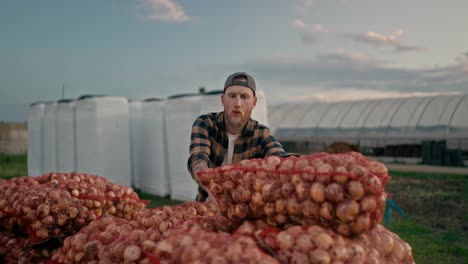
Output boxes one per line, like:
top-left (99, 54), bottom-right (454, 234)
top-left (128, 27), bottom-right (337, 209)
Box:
top-left (187, 115), bottom-right (212, 182)
top-left (261, 128), bottom-right (298, 157)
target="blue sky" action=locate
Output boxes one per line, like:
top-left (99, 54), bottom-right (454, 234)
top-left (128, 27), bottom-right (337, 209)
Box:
top-left (1, 0), bottom-right (468, 121)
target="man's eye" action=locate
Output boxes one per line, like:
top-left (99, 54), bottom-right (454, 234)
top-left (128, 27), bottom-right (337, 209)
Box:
top-left (241, 95), bottom-right (248, 99)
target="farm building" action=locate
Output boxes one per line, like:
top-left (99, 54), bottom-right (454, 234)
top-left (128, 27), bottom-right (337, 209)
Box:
top-left (268, 93), bottom-right (468, 166)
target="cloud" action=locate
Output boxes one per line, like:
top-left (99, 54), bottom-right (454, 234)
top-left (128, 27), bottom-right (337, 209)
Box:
top-left (347, 31), bottom-right (424, 53)
top-left (233, 50), bottom-right (468, 103)
top-left (295, 22), bottom-right (328, 43)
top-left (294, 22), bottom-right (423, 53)
top-left (139, 0), bottom-right (190, 23)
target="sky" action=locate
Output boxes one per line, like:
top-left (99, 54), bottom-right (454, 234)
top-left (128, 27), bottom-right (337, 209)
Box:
top-left (1, 0), bottom-right (468, 121)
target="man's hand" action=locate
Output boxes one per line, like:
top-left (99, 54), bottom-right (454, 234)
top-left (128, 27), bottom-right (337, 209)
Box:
top-left (193, 163), bottom-right (208, 184)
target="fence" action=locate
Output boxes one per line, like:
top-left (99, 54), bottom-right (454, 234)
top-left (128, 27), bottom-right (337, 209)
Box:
top-left (0, 122), bottom-right (27, 154)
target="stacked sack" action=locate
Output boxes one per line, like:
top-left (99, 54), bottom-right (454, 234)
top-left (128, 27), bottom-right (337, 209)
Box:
top-left (0, 172), bottom-right (148, 263)
top-left (200, 152), bottom-right (415, 263)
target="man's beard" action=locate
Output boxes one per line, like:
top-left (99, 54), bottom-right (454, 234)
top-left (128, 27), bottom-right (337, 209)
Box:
top-left (226, 111), bottom-right (250, 130)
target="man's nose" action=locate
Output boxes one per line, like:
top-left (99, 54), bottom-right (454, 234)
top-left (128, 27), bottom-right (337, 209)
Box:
top-left (234, 96), bottom-right (242, 106)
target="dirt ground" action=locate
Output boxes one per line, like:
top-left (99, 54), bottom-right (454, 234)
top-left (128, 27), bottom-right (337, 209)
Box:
top-left (385, 163), bottom-right (468, 175)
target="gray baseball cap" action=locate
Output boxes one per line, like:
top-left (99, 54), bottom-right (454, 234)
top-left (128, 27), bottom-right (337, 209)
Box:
top-left (224, 72), bottom-right (256, 95)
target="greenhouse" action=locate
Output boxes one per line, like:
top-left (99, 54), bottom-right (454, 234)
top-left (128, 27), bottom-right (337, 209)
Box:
top-left (268, 93), bottom-right (468, 166)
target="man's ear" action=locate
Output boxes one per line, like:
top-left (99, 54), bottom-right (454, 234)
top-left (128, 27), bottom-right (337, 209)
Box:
top-left (221, 94), bottom-right (225, 106)
top-left (253, 96), bottom-right (257, 108)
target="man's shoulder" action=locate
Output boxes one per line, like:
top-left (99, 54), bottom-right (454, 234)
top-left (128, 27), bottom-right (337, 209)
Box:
top-left (197, 112), bottom-right (220, 121)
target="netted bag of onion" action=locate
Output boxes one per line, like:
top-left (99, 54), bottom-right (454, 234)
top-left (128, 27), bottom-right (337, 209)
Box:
top-left (199, 152), bottom-right (390, 236)
top-left (0, 231), bottom-right (59, 264)
top-left (131, 201), bottom-right (219, 233)
top-left (50, 215), bottom-right (163, 264)
top-left (153, 223), bottom-right (280, 264)
top-left (0, 184), bottom-right (96, 244)
top-left (38, 172), bottom-right (147, 220)
top-left (255, 224), bottom-right (414, 264)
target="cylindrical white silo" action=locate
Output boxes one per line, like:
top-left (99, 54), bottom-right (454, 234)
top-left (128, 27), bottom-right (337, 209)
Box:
top-left (75, 95), bottom-right (131, 186)
top-left (42, 101), bottom-right (57, 173)
top-left (165, 94), bottom-right (201, 201)
top-left (56, 99), bottom-right (76, 172)
top-left (129, 100), bottom-right (143, 189)
top-left (139, 98), bottom-right (170, 196)
top-left (27, 102), bottom-right (46, 176)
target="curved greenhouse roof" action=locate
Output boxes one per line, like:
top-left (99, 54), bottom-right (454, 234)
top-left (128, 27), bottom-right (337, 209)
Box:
top-left (268, 93), bottom-right (468, 147)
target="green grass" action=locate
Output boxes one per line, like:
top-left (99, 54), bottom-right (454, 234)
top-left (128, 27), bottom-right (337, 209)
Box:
top-left (386, 170), bottom-right (468, 263)
top-left (133, 189), bottom-right (184, 208)
top-left (0, 153), bottom-right (27, 179)
top-left (1, 155), bottom-right (468, 263)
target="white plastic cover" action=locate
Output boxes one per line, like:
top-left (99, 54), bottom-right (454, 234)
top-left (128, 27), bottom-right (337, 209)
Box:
top-left (129, 100), bottom-right (143, 189)
top-left (165, 94), bottom-right (202, 201)
top-left (75, 96), bottom-right (131, 186)
top-left (139, 98), bottom-right (170, 196)
top-left (27, 102), bottom-right (46, 176)
top-left (56, 100), bottom-right (76, 172)
top-left (43, 102), bottom-right (57, 173)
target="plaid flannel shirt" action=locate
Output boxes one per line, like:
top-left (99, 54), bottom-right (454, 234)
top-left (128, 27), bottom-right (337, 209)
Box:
top-left (187, 111), bottom-right (289, 201)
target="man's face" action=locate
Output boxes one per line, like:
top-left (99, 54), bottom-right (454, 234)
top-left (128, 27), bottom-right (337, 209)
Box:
top-left (221, 85), bottom-right (257, 131)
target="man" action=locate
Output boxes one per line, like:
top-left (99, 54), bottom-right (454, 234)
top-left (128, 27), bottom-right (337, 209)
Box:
top-left (187, 72), bottom-right (291, 202)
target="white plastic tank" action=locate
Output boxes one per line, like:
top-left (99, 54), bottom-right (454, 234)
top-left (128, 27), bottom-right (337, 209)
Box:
top-left (75, 95), bottom-right (131, 186)
top-left (42, 101), bottom-right (58, 173)
top-left (139, 98), bottom-right (170, 196)
top-left (56, 99), bottom-right (76, 172)
top-left (27, 102), bottom-right (46, 176)
top-left (165, 93), bottom-right (202, 201)
top-left (129, 100), bottom-right (143, 189)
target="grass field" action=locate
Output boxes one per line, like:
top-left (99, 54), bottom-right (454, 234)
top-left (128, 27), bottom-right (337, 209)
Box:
top-left (1, 154), bottom-right (467, 263)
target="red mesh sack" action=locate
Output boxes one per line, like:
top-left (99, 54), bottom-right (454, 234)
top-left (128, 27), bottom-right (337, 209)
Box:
top-left (0, 184), bottom-right (96, 244)
top-left (131, 201), bottom-right (218, 233)
top-left (199, 152), bottom-right (389, 236)
top-left (255, 224), bottom-right (414, 264)
top-left (154, 223), bottom-right (279, 264)
top-left (0, 231), bottom-right (59, 264)
top-left (38, 172), bottom-right (147, 220)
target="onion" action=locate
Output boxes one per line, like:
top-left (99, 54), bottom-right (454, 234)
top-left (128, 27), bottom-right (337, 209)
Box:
top-left (366, 175), bottom-right (382, 194)
top-left (275, 199), bottom-right (287, 215)
top-left (281, 182), bottom-right (295, 197)
top-left (266, 155), bottom-right (281, 168)
top-left (262, 181), bottom-right (281, 201)
top-left (319, 202), bottom-right (333, 221)
top-left (333, 166), bottom-right (349, 183)
top-left (316, 163), bottom-right (333, 183)
top-left (348, 165), bottom-right (367, 179)
top-left (295, 182), bottom-right (308, 201)
top-left (310, 182), bottom-right (326, 203)
top-left (301, 200), bottom-right (319, 218)
top-left (124, 245), bottom-right (141, 262)
top-left (335, 199), bottom-right (359, 222)
top-left (360, 196), bottom-right (377, 212)
top-left (325, 183), bottom-right (344, 203)
top-left (295, 233), bottom-right (314, 252)
top-left (276, 231), bottom-right (294, 250)
top-left (287, 198), bottom-right (300, 216)
top-left (291, 251), bottom-right (309, 263)
top-left (336, 223), bottom-right (351, 237)
top-left (309, 248), bottom-right (331, 264)
top-left (351, 214), bottom-right (371, 234)
top-left (314, 232), bottom-right (333, 250)
top-left (347, 180), bottom-right (364, 201)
